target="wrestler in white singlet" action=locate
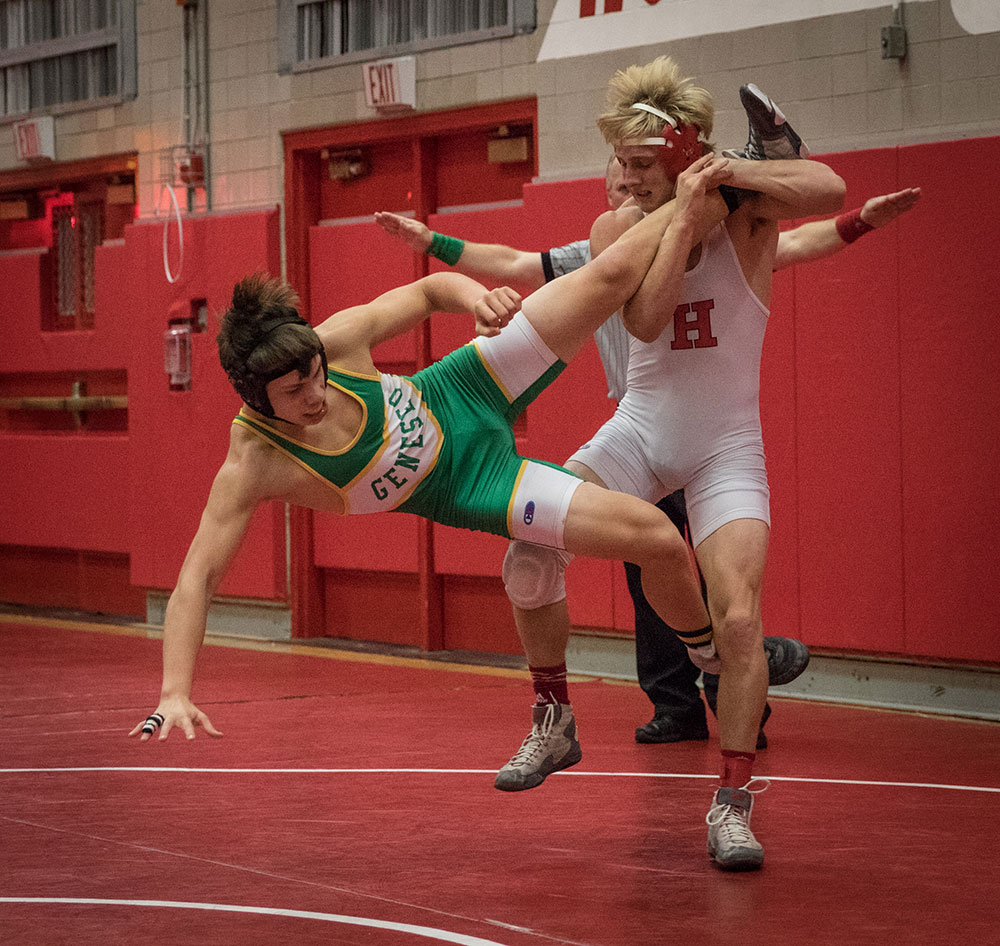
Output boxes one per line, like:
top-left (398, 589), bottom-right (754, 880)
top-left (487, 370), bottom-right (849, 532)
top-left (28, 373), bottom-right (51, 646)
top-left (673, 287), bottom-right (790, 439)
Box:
top-left (567, 221), bottom-right (770, 548)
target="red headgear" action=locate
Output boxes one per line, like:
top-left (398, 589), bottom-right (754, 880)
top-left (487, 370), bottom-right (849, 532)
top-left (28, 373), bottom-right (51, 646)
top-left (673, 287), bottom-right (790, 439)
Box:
top-left (621, 102), bottom-right (701, 178)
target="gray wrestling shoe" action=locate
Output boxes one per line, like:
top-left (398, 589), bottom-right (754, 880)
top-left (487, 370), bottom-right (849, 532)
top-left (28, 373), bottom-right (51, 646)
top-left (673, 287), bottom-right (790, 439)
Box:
top-left (706, 779), bottom-right (769, 871)
top-left (764, 635), bottom-right (810, 686)
top-left (687, 636), bottom-right (810, 688)
top-left (494, 702), bottom-right (582, 792)
top-left (723, 83), bottom-right (811, 160)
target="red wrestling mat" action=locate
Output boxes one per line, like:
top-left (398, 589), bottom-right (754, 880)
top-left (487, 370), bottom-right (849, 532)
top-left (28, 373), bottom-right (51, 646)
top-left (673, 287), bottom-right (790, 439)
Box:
top-left (2, 617), bottom-right (999, 946)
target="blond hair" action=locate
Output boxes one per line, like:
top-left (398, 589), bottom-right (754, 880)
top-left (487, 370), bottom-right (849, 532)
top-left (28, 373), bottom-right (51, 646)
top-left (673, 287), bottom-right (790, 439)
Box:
top-left (597, 56), bottom-right (715, 150)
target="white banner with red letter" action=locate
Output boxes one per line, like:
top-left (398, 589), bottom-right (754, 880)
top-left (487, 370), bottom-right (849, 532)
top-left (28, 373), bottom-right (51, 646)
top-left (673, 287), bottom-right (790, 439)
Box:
top-left (537, 0), bottom-right (998, 61)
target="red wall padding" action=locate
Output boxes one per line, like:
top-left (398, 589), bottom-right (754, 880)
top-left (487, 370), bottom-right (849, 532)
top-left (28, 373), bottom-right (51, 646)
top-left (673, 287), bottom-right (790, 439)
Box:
top-left (0, 244), bottom-right (133, 370)
top-left (123, 210), bottom-right (285, 598)
top-left (1, 436), bottom-right (130, 551)
top-left (0, 546), bottom-right (146, 614)
top-left (308, 221), bottom-right (424, 580)
top-left (321, 568), bottom-right (422, 643)
top-left (7, 139), bottom-right (997, 664)
top-left (762, 138), bottom-right (1000, 662)
top-left (896, 138), bottom-right (1000, 662)
top-left (0, 247), bottom-right (132, 612)
top-left (781, 147), bottom-right (908, 654)
top-left (0, 246), bottom-right (133, 560)
top-left (1, 210), bottom-right (286, 606)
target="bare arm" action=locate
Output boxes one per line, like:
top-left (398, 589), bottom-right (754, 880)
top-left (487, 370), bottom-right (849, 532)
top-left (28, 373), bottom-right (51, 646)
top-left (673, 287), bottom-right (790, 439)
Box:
top-left (316, 271), bottom-right (522, 373)
top-left (130, 444), bottom-right (262, 742)
top-left (728, 158), bottom-right (846, 221)
top-left (774, 187), bottom-right (922, 270)
top-left (374, 211), bottom-right (546, 289)
top-left (598, 156), bottom-right (734, 343)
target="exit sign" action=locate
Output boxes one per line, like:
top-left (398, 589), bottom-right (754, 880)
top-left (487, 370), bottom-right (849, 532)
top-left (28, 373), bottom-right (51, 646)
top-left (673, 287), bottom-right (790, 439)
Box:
top-left (362, 56), bottom-right (416, 111)
top-left (13, 116), bottom-right (55, 162)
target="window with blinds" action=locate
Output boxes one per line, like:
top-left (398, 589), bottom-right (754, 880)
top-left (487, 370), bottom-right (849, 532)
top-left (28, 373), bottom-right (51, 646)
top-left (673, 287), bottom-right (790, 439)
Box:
top-left (0, 0), bottom-right (136, 118)
top-left (282, 0), bottom-right (535, 70)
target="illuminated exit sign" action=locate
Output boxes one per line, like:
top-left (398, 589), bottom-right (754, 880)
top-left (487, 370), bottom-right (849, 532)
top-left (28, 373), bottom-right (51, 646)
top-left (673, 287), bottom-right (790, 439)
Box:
top-left (362, 56), bottom-right (416, 111)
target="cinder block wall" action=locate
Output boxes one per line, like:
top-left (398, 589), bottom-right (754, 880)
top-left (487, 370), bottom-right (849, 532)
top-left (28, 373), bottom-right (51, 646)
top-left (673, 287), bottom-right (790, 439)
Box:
top-left (1, 1), bottom-right (996, 214)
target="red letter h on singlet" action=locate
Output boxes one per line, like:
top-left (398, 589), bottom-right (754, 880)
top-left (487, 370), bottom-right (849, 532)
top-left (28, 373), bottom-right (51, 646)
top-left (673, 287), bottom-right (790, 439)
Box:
top-left (670, 299), bottom-right (718, 350)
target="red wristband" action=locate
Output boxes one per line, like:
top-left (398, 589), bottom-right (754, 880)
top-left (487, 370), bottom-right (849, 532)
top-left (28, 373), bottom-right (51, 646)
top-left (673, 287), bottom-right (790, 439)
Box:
top-left (835, 207), bottom-right (874, 244)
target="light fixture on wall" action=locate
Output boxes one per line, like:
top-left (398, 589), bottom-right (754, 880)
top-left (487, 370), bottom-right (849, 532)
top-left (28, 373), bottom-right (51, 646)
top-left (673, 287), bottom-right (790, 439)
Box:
top-left (881, 0), bottom-right (907, 59)
top-left (326, 149), bottom-right (369, 182)
top-left (164, 322), bottom-right (192, 390)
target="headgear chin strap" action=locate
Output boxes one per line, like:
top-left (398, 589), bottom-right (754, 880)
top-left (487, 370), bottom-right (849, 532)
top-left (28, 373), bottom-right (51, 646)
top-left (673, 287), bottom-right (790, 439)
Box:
top-left (620, 102), bottom-right (701, 178)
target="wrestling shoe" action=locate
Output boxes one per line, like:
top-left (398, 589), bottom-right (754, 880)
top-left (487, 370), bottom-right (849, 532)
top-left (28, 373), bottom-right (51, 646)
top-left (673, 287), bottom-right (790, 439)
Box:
top-left (764, 635), bottom-right (810, 686)
top-left (686, 635), bottom-right (809, 687)
top-left (706, 778), bottom-right (769, 871)
top-left (494, 702), bottom-right (582, 792)
top-left (723, 83), bottom-right (810, 160)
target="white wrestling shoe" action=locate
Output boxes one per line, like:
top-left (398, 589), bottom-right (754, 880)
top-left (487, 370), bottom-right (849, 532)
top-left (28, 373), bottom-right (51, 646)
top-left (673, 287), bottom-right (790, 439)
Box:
top-left (706, 778), bottom-right (770, 871)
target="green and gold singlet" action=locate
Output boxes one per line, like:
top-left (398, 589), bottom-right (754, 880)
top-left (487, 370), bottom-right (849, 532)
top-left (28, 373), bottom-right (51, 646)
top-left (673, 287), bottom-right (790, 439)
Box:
top-left (234, 343), bottom-right (564, 538)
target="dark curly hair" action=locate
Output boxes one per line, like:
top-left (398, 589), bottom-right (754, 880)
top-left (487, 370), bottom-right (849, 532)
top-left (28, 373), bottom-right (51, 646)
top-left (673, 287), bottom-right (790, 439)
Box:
top-left (217, 273), bottom-right (326, 419)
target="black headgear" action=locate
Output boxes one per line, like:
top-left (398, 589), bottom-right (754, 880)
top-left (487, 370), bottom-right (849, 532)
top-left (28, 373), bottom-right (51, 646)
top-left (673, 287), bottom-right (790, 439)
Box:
top-left (225, 314), bottom-right (327, 420)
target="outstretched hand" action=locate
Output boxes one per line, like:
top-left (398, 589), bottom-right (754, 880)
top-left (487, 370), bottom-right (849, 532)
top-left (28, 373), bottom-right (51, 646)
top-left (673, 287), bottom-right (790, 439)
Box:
top-left (474, 286), bottom-right (521, 337)
top-left (374, 211), bottom-right (433, 253)
top-left (860, 187), bottom-right (921, 229)
top-left (129, 694), bottom-right (222, 743)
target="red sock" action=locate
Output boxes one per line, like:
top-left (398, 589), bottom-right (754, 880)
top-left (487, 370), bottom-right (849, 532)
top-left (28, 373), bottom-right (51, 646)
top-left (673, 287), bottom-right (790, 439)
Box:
top-left (529, 662), bottom-right (569, 705)
top-left (720, 749), bottom-right (756, 788)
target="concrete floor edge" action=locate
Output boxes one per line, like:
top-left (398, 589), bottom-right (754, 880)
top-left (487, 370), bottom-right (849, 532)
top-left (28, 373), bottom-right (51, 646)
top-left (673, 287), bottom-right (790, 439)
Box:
top-left (565, 631), bottom-right (1000, 723)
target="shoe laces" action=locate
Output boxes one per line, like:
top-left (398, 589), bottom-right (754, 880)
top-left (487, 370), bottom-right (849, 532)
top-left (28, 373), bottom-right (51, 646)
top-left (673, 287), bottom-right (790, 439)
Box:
top-left (507, 704), bottom-right (558, 767)
top-left (706, 778), bottom-right (770, 841)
